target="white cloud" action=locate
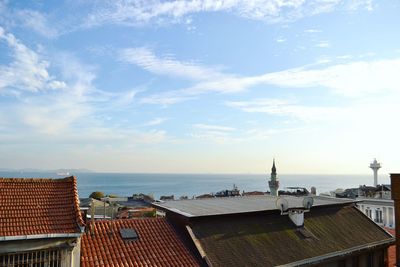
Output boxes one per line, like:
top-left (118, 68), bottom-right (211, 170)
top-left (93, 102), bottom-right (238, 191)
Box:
top-left (0, 27), bottom-right (64, 93)
top-left (191, 123), bottom-right (238, 144)
top-left (16, 10), bottom-right (59, 38)
top-left (84, 0), bottom-right (374, 27)
top-left (143, 117), bottom-right (167, 127)
top-left (304, 29), bottom-right (322, 33)
top-left (257, 58), bottom-right (400, 97)
top-left (140, 94), bottom-right (195, 105)
top-left (120, 47), bottom-right (224, 81)
top-left (193, 124), bottom-right (236, 132)
top-left (315, 41), bottom-right (330, 48)
top-left (226, 99), bottom-right (343, 122)
top-left (141, 56), bottom-right (400, 105)
top-left (275, 37), bottom-right (286, 43)
top-left (0, 3), bottom-right (59, 38)
top-left (346, 0), bottom-right (373, 11)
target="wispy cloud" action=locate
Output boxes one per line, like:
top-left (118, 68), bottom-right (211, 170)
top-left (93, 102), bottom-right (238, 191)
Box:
top-left (191, 123), bottom-right (237, 144)
top-left (255, 58), bottom-right (400, 97)
top-left (275, 37), bottom-right (286, 43)
top-left (0, 2), bottom-right (59, 38)
top-left (16, 10), bottom-right (59, 38)
top-left (84, 0), bottom-right (374, 27)
top-left (193, 124), bottom-right (236, 132)
top-left (0, 27), bottom-right (173, 147)
top-left (120, 47), bottom-right (224, 81)
top-left (315, 41), bottom-right (330, 48)
top-left (140, 94), bottom-right (195, 106)
top-left (304, 29), bottom-right (322, 33)
top-left (226, 99), bottom-right (343, 122)
top-left (139, 50), bottom-right (400, 104)
top-left (347, 0), bottom-right (374, 11)
top-left (143, 117), bottom-right (167, 127)
top-left (0, 27), bottom-right (65, 93)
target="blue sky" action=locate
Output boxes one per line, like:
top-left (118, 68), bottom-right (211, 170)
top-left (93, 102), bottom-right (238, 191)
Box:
top-left (0, 0), bottom-right (399, 174)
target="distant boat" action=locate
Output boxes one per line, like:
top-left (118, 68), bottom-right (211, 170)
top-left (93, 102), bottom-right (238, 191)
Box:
top-left (57, 172), bottom-right (70, 176)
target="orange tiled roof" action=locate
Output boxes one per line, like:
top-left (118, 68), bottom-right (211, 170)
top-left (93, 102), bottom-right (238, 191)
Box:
top-left (81, 218), bottom-right (201, 267)
top-left (0, 176), bottom-right (84, 237)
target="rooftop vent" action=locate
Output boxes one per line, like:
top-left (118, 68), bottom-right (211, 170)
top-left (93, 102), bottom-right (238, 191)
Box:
top-left (120, 228), bottom-right (138, 241)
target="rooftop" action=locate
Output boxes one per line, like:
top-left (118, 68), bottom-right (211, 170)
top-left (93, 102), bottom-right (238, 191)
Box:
top-left (189, 205), bottom-right (394, 266)
top-left (0, 176), bottom-right (84, 239)
top-left (153, 195), bottom-right (356, 217)
top-left (80, 218), bottom-right (201, 267)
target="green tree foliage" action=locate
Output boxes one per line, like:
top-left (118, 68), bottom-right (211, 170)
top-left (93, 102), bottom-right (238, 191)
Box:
top-left (89, 191), bottom-right (105, 200)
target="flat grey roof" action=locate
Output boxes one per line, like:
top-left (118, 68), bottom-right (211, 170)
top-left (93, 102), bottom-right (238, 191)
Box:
top-left (152, 195), bottom-right (356, 217)
top-left (357, 197), bottom-right (394, 206)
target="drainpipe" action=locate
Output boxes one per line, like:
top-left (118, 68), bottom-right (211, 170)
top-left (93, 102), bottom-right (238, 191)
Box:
top-left (390, 173), bottom-right (400, 266)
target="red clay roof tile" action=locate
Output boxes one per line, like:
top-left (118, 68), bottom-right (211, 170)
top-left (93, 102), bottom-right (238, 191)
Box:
top-left (0, 176), bottom-right (84, 237)
top-left (81, 218), bottom-right (201, 267)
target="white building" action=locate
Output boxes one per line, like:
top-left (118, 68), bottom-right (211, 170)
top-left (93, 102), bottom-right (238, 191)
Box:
top-left (357, 198), bottom-right (395, 229)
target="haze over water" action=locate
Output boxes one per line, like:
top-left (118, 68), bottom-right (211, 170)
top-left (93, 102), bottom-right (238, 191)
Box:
top-left (0, 171), bottom-right (389, 199)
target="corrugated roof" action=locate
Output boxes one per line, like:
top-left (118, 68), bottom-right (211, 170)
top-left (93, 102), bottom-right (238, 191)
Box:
top-left (190, 205), bottom-right (394, 267)
top-left (153, 195), bottom-right (356, 217)
top-left (81, 218), bottom-right (201, 267)
top-left (0, 176), bottom-right (84, 238)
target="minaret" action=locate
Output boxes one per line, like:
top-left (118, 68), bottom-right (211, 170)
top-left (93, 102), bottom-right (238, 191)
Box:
top-left (268, 159), bottom-right (280, 196)
top-left (370, 159), bottom-right (381, 187)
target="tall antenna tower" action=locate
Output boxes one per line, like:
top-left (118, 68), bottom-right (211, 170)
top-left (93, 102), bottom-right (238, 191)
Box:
top-left (369, 159), bottom-right (381, 187)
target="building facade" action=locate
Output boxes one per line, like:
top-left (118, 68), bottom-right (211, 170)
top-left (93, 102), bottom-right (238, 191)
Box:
top-left (357, 198), bottom-right (395, 229)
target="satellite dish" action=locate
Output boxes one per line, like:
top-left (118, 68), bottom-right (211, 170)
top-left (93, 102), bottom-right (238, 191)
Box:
top-left (303, 196), bottom-right (314, 210)
top-left (276, 197), bottom-right (289, 212)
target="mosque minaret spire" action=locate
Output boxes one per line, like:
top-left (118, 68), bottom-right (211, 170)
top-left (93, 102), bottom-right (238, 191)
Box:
top-left (268, 159), bottom-right (279, 196)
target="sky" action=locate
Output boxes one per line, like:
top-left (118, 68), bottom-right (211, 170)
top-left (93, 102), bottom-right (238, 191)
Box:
top-left (0, 0), bottom-right (399, 174)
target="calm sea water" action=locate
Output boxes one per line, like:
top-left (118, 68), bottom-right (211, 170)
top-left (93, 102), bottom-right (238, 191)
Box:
top-left (0, 171), bottom-right (390, 199)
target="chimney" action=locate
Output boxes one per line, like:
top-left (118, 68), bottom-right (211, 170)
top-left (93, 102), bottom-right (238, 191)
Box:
top-left (288, 210), bottom-right (304, 227)
top-left (390, 173), bottom-right (400, 266)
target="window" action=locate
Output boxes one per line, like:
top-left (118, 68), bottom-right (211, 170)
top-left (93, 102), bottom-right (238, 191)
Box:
top-left (365, 208), bottom-right (372, 218)
top-left (0, 249), bottom-right (62, 267)
top-left (375, 209), bottom-right (383, 223)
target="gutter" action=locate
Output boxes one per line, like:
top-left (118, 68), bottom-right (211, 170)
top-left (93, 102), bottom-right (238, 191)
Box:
top-left (0, 233), bottom-right (82, 242)
top-left (276, 238), bottom-right (395, 267)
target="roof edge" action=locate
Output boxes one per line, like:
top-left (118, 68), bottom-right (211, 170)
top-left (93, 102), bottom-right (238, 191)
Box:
top-left (276, 238), bottom-right (395, 267)
top-left (152, 200), bottom-right (357, 219)
top-left (186, 225), bottom-right (214, 267)
top-left (71, 176), bottom-right (85, 230)
top-left (0, 233), bottom-right (82, 242)
top-left (0, 176), bottom-right (75, 182)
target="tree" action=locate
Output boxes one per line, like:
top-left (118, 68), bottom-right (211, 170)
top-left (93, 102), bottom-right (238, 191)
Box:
top-left (89, 191), bottom-right (105, 200)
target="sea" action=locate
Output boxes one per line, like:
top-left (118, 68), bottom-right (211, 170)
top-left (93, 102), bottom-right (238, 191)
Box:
top-left (0, 171), bottom-right (391, 199)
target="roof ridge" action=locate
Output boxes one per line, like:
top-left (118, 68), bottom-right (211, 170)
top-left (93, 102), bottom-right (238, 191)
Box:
top-left (87, 217), bottom-right (163, 226)
top-left (71, 175), bottom-right (85, 230)
top-left (0, 176), bottom-right (76, 182)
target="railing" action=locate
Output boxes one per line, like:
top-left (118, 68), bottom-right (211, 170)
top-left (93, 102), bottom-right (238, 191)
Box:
top-left (0, 249), bottom-right (62, 267)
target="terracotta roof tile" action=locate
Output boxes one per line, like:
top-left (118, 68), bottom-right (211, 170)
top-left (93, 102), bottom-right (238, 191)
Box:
top-left (81, 218), bottom-right (201, 267)
top-left (0, 176), bottom-right (84, 237)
